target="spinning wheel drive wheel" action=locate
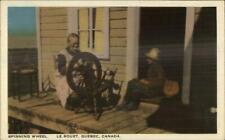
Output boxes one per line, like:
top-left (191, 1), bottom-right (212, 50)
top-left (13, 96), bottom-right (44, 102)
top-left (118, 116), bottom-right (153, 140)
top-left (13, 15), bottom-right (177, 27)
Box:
top-left (66, 52), bottom-right (102, 93)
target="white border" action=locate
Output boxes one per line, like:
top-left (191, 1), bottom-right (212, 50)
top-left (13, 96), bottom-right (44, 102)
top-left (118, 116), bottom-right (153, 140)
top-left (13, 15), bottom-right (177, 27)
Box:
top-left (216, 3), bottom-right (224, 139)
top-left (1, 1), bottom-right (224, 140)
top-left (0, 1), bottom-right (222, 7)
top-left (0, 3), bottom-right (1, 139)
top-left (1, 2), bottom-right (9, 139)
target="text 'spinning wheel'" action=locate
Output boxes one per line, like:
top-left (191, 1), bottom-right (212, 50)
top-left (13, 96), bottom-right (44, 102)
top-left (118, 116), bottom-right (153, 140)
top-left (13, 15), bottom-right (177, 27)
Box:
top-left (66, 52), bottom-right (102, 92)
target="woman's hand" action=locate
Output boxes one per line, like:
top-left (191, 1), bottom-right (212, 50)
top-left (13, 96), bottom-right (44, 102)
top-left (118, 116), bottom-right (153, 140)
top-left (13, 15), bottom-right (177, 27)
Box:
top-left (139, 79), bottom-right (150, 85)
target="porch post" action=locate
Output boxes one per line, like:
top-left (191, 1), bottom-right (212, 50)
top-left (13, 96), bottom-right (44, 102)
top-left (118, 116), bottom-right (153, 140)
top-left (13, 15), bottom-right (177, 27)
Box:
top-left (182, 8), bottom-right (195, 105)
top-left (126, 7), bottom-right (140, 82)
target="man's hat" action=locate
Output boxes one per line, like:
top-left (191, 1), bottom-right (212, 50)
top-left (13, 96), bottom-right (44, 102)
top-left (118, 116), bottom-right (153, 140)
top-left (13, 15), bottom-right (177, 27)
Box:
top-left (145, 48), bottom-right (160, 60)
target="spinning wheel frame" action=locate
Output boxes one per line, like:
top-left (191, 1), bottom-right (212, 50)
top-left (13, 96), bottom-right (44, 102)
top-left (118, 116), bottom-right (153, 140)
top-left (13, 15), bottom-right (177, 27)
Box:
top-left (66, 52), bottom-right (102, 93)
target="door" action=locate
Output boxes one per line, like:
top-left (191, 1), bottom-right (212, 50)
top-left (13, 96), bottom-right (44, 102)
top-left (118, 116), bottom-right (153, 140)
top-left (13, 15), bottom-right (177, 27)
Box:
top-left (138, 7), bottom-right (186, 102)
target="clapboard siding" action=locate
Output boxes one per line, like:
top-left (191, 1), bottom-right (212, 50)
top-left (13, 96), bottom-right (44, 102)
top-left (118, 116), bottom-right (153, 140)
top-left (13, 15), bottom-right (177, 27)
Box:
top-left (110, 47), bottom-right (126, 56)
top-left (104, 8), bottom-right (127, 82)
top-left (41, 51), bottom-right (58, 60)
top-left (110, 7), bottom-right (127, 11)
top-left (41, 30), bottom-right (67, 38)
top-left (40, 7), bottom-right (68, 85)
top-left (40, 16), bottom-right (67, 24)
top-left (110, 37), bottom-right (126, 47)
top-left (41, 45), bottom-right (66, 53)
top-left (41, 38), bottom-right (67, 45)
top-left (41, 7), bottom-right (65, 10)
top-left (40, 7), bottom-right (127, 86)
top-left (40, 8), bottom-right (67, 17)
top-left (101, 56), bottom-right (126, 65)
top-left (115, 74), bottom-right (126, 81)
top-left (110, 19), bottom-right (127, 29)
top-left (110, 29), bottom-right (126, 37)
top-left (110, 11), bottom-right (127, 19)
top-left (40, 23), bottom-right (67, 30)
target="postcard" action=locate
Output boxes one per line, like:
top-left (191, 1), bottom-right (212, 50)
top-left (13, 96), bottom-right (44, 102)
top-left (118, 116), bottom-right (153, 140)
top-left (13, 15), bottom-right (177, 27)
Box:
top-left (1, 1), bottom-right (224, 140)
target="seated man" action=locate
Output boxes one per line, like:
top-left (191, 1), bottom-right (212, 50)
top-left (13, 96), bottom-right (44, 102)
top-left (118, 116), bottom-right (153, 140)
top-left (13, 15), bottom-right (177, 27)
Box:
top-left (117, 48), bottom-right (166, 111)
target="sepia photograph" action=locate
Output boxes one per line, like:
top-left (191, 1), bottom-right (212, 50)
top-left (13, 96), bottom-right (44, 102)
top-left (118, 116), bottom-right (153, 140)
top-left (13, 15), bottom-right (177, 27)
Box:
top-left (1, 1), bottom-right (224, 139)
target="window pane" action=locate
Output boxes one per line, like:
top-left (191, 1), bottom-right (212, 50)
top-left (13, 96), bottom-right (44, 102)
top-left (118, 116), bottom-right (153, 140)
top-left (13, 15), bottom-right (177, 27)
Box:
top-left (94, 8), bottom-right (104, 53)
top-left (78, 8), bottom-right (89, 50)
top-left (95, 8), bottom-right (104, 30)
top-left (94, 31), bottom-right (104, 54)
top-left (80, 31), bottom-right (89, 51)
top-left (78, 7), bottom-right (108, 57)
top-left (79, 8), bottom-right (89, 30)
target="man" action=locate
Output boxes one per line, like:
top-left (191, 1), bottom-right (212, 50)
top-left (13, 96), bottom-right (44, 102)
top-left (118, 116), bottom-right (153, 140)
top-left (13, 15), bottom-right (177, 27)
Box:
top-left (55, 33), bottom-right (80, 109)
top-left (117, 48), bottom-right (166, 111)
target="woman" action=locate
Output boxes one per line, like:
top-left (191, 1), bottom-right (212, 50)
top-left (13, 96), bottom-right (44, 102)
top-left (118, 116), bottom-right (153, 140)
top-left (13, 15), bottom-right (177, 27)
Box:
top-left (55, 33), bottom-right (80, 108)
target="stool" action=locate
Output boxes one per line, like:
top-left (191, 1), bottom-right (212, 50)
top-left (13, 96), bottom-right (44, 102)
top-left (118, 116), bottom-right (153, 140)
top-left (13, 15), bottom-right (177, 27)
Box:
top-left (11, 67), bottom-right (39, 101)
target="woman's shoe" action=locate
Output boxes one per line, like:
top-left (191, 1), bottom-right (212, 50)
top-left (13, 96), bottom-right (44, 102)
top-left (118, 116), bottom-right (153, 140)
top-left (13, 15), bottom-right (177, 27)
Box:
top-left (116, 101), bottom-right (128, 111)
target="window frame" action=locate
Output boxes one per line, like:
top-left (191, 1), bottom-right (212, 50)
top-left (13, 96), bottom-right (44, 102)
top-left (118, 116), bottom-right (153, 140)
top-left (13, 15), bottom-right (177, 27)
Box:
top-left (68, 7), bottom-right (109, 59)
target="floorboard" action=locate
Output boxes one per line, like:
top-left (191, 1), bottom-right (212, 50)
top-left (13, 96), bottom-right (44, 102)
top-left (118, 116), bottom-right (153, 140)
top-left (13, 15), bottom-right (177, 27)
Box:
top-left (8, 92), bottom-right (174, 134)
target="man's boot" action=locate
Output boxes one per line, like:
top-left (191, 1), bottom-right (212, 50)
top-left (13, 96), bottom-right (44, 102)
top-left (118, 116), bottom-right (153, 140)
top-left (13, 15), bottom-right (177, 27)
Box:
top-left (125, 101), bottom-right (139, 111)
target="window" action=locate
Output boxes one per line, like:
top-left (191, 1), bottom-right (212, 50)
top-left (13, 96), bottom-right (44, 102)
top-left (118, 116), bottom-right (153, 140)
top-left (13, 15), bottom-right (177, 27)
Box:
top-left (68, 8), bottom-right (109, 59)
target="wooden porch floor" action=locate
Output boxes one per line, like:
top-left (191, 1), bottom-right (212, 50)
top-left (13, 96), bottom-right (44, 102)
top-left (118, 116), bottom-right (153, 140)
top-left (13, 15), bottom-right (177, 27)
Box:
top-left (8, 92), bottom-right (174, 134)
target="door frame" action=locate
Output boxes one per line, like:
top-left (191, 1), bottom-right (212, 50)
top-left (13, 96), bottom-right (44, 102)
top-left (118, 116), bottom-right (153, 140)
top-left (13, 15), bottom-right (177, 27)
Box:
top-left (126, 7), bottom-right (140, 82)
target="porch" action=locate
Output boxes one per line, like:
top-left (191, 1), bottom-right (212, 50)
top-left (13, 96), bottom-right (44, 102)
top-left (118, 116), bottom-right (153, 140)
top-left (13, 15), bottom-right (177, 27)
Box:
top-left (8, 92), bottom-right (174, 134)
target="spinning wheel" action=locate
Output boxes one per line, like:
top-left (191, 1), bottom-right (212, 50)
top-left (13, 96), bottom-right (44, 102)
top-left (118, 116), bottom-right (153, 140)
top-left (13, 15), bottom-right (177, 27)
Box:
top-left (66, 52), bottom-right (102, 93)
top-left (66, 52), bottom-right (120, 120)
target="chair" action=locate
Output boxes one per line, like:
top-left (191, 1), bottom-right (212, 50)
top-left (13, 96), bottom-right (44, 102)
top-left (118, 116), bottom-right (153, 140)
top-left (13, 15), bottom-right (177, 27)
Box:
top-left (8, 50), bottom-right (39, 100)
top-left (11, 65), bottom-right (39, 101)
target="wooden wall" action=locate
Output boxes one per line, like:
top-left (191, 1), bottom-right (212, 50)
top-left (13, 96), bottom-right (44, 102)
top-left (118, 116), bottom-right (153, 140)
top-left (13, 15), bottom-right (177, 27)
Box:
top-left (39, 8), bottom-right (68, 84)
top-left (39, 7), bottom-right (128, 91)
top-left (101, 7), bottom-right (127, 82)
